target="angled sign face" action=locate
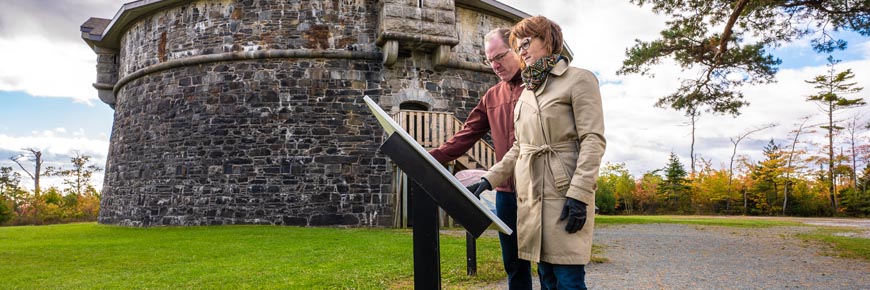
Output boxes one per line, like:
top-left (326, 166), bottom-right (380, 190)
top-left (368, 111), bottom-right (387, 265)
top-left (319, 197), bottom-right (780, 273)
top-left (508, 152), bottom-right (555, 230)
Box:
top-left (363, 96), bottom-right (512, 236)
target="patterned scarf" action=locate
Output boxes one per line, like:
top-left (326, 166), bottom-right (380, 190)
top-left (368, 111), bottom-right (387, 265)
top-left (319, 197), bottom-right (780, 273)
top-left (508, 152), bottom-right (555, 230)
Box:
top-left (521, 54), bottom-right (564, 91)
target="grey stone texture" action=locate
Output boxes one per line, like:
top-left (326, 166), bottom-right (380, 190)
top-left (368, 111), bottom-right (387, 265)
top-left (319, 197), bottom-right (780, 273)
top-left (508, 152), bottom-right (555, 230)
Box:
top-left (91, 0), bottom-right (518, 227)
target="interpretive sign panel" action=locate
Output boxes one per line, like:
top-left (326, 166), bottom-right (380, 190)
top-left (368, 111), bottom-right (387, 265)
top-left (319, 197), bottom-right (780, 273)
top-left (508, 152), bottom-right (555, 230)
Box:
top-left (363, 96), bottom-right (512, 237)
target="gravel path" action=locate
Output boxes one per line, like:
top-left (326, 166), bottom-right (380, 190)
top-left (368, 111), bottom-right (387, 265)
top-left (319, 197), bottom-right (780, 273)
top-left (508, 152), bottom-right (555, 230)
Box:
top-left (479, 223), bottom-right (870, 289)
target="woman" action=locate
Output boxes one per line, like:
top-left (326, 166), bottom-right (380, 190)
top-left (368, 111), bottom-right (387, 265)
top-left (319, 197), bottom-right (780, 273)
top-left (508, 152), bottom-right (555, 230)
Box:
top-left (466, 15), bottom-right (606, 289)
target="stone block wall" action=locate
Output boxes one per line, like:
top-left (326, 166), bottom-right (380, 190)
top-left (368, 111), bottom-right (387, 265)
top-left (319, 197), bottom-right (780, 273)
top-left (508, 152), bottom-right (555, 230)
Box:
top-left (453, 7), bottom-right (515, 64)
top-left (119, 0), bottom-right (376, 78)
top-left (102, 58), bottom-right (393, 226)
top-left (93, 0), bottom-right (515, 227)
top-left (378, 0), bottom-right (456, 42)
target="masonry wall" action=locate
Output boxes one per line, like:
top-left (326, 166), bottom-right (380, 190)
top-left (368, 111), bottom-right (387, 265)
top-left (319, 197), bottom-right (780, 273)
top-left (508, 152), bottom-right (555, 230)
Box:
top-left (98, 0), bottom-right (511, 227)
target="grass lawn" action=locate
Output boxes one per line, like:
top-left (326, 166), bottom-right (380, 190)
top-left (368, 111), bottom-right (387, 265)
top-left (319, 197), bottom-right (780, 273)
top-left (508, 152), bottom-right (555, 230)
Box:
top-left (798, 228), bottom-right (870, 261)
top-left (0, 223), bottom-right (504, 289)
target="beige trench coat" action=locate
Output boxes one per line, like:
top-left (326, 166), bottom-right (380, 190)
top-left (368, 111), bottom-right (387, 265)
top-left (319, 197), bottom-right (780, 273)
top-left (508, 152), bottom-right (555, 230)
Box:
top-left (483, 59), bottom-right (606, 265)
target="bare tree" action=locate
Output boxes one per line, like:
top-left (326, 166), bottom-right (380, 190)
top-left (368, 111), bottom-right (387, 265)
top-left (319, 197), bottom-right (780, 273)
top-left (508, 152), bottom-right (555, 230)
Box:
top-left (844, 114), bottom-right (866, 189)
top-left (9, 148), bottom-right (44, 195)
top-left (687, 107), bottom-right (700, 176)
top-left (727, 124), bottom-right (776, 213)
top-left (783, 117), bottom-right (816, 215)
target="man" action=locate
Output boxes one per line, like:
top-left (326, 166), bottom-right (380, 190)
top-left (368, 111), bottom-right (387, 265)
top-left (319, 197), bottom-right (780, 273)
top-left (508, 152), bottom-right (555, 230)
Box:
top-left (428, 28), bottom-right (531, 289)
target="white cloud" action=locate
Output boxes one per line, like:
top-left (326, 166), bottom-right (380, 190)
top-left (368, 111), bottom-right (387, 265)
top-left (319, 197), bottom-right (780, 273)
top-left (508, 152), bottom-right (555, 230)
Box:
top-left (0, 131), bottom-right (109, 191)
top-left (500, 0), bottom-right (669, 81)
top-left (0, 0), bottom-right (125, 42)
top-left (0, 36), bottom-right (99, 104)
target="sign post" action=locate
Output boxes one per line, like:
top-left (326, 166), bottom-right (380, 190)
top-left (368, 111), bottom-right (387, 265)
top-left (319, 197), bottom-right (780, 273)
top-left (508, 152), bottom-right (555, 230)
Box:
top-left (365, 96), bottom-right (511, 289)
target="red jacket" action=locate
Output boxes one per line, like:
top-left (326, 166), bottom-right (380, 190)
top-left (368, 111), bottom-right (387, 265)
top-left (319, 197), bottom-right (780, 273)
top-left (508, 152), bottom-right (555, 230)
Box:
top-left (429, 74), bottom-right (522, 192)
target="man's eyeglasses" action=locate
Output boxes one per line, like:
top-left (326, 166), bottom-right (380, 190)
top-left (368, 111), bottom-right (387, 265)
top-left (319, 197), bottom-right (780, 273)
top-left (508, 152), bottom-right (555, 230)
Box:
top-left (483, 50), bottom-right (511, 66)
top-left (515, 37), bottom-right (532, 53)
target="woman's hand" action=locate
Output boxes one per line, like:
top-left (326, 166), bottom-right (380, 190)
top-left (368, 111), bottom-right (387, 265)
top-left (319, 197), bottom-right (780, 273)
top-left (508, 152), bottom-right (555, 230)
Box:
top-left (465, 178), bottom-right (492, 198)
top-left (559, 197), bottom-right (587, 233)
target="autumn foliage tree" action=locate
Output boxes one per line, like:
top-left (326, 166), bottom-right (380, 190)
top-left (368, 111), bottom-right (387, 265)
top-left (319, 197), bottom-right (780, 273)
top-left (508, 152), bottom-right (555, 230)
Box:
top-left (596, 163), bottom-right (637, 214)
top-left (1, 154), bottom-right (103, 225)
top-left (749, 140), bottom-right (787, 215)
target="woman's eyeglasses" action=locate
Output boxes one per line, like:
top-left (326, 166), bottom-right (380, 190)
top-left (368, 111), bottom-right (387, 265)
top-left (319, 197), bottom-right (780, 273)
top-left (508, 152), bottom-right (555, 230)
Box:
top-left (483, 50), bottom-right (511, 66)
top-left (515, 37), bottom-right (532, 53)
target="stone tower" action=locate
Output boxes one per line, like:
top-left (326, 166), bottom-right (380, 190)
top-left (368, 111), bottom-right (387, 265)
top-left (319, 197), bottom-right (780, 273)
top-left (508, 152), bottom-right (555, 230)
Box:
top-left (80, 0), bottom-right (542, 227)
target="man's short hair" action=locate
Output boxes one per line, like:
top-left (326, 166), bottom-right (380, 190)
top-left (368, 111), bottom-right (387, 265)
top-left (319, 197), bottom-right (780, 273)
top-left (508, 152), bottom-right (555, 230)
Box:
top-left (484, 28), bottom-right (511, 48)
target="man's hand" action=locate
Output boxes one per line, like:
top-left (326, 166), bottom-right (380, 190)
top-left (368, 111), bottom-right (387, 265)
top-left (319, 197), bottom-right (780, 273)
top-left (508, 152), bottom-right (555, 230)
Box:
top-left (559, 197), bottom-right (587, 233)
top-left (465, 178), bottom-right (492, 198)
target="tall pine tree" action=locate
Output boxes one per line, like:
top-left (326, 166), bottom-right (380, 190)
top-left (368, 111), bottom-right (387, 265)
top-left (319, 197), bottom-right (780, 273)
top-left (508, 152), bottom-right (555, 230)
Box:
top-left (806, 56), bottom-right (867, 211)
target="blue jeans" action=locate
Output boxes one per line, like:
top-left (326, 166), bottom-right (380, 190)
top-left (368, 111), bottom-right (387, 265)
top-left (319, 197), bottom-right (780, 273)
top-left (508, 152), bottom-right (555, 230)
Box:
top-left (497, 191), bottom-right (532, 290)
top-left (537, 262), bottom-right (587, 290)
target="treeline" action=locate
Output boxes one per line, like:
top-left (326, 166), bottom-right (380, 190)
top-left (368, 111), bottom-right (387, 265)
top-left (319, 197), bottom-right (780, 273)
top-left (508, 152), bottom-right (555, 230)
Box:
top-left (594, 56), bottom-right (869, 217)
top-left (0, 154), bottom-right (102, 225)
top-left (596, 144), bottom-right (870, 217)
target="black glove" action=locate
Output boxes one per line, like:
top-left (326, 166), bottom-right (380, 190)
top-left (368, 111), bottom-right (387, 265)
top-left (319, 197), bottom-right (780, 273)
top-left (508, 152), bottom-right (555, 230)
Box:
top-left (559, 197), bottom-right (587, 233)
top-left (465, 178), bottom-right (492, 198)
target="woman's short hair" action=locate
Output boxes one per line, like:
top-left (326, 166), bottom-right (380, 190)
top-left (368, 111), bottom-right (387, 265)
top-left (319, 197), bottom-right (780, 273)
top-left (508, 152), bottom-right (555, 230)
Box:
top-left (510, 16), bottom-right (563, 56)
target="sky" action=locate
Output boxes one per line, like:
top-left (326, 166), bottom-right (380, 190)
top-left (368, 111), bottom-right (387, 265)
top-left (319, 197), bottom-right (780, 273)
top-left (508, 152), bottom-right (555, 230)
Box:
top-left (1, 0), bottom-right (869, 191)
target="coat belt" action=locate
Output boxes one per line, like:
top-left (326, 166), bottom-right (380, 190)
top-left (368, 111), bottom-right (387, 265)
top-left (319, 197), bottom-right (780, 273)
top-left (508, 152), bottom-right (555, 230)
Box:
top-left (518, 140), bottom-right (578, 200)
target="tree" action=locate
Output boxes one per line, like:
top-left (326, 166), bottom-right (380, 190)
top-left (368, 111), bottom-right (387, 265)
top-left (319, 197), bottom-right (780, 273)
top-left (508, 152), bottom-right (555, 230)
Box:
top-left (749, 140), bottom-right (786, 215)
top-left (0, 166), bottom-right (26, 218)
top-left (687, 108), bottom-right (700, 175)
top-left (596, 177), bottom-right (618, 214)
top-left (859, 163), bottom-right (870, 194)
top-left (46, 153), bottom-right (102, 197)
top-left (9, 148), bottom-right (44, 195)
top-left (598, 163), bottom-right (637, 213)
top-left (0, 167), bottom-right (21, 224)
top-left (0, 167), bottom-right (23, 198)
top-left (726, 124), bottom-right (775, 211)
top-left (843, 114), bottom-right (867, 189)
top-left (658, 152), bottom-right (691, 213)
top-left (620, 0), bottom-right (870, 117)
top-left (636, 170), bottom-right (664, 213)
top-left (690, 158), bottom-right (731, 213)
top-left (783, 117), bottom-right (814, 214)
top-left (805, 56), bottom-right (866, 211)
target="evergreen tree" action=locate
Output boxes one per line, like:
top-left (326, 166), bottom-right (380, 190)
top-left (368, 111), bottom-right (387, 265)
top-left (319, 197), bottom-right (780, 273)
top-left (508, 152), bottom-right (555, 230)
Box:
top-left (750, 140), bottom-right (786, 215)
top-left (658, 152), bottom-right (691, 213)
top-left (806, 56), bottom-right (867, 211)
